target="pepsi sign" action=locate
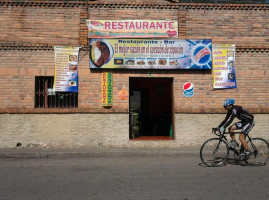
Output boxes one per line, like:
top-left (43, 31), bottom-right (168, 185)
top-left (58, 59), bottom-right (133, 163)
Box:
top-left (183, 82), bottom-right (194, 97)
top-left (189, 40), bottom-right (212, 69)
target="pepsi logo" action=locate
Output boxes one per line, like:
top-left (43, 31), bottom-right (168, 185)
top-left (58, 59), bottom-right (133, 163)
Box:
top-left (192, 44), bottom-right (211, 66)
top-left (183, 82), bottom-right (194, 97)
top-left (183, 82), bottom-right (193, 91)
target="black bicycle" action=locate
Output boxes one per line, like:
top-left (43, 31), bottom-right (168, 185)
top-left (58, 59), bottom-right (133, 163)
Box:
top-left (200, 128), bottom-right (269, 167)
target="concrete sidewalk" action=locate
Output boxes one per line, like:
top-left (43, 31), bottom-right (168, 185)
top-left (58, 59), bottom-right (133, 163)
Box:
top-left (0, 147), bottom-right (200, 158)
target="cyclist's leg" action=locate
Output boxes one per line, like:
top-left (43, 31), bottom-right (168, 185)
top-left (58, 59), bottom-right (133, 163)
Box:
top-left (239, 120), bottom-right (255, 151)
top-left (239, 133), bottom-right (248, 150)
top-left (229, 124), bottom-right (237, 141)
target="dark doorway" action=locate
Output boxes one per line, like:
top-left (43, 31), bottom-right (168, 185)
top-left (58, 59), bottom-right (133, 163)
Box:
top-left (129, 77), bottom-right (173, 140)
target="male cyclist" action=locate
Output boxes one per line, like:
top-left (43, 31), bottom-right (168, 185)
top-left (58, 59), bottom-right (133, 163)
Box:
top-left (217, 98), bottom-right (255, 159)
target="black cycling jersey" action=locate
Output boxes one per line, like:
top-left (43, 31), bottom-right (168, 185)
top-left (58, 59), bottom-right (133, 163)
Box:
top-left (219, 105), bottom-right (254, 129)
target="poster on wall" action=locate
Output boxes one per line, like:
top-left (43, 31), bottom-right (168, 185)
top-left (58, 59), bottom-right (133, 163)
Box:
top-left (53, 46), bottom-right (80, 92)
top-left (102, 72), bottom-right (113, 106)
top-left (86, 20), bottom-right (178, 38)
top-left (89, 39), bottom-right (212, 69)
top-left (213, 44), bottom-right (237, 89)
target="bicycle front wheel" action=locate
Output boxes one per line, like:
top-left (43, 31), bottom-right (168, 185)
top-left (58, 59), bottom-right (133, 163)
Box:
top-left (247, 138), bottom-right (269, 166)
top-left (200, 138), bottom-right (229, 167)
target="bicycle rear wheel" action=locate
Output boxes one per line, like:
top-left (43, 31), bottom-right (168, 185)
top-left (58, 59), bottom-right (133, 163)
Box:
top-left (200, 138), bottom-right (229, 167)
top-left (247, 138), bottom-right (269, 166)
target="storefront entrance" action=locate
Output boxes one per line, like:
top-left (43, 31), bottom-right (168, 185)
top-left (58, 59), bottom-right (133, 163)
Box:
top-left (129, 77), bottom-right (173, 140)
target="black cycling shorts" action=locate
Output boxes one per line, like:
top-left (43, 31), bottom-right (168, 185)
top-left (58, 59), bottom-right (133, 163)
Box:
top-left (233, 120), bottom-right (255, 135)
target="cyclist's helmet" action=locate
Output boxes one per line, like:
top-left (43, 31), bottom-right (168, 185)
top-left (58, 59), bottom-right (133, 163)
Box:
top-left (223, 98), bottom-right (235, 107)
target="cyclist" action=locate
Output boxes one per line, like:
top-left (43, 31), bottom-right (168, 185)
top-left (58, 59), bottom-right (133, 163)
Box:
top-left (217, 98), bottom-right (255, 159)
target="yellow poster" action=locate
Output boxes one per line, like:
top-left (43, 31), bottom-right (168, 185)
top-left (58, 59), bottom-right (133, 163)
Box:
top-left (213, 44), bottom-right (236, 89)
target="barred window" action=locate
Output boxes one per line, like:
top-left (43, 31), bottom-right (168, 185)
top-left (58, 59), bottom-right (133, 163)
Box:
top-left (35, 76), bottom-right (78, 108)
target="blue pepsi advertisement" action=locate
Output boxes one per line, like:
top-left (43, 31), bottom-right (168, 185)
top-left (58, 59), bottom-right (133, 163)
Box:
top-left (186, 39), bottom-right (212, 69)
top-left (89, 39), bottom-right (212, 69)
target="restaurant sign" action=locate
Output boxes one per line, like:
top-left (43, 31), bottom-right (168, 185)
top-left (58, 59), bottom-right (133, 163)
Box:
top-left (90, 39), bottom-right (212, 70)
top-left (87, 20), bottom-right (178, 38)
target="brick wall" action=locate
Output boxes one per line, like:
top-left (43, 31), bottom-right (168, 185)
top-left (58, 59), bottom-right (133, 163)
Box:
top-left (0, 1), bottom-right (268, 114)
top-left (0, 5), bottom-right (82, 46)
top-left (186, 8), bottom-right (269, 46)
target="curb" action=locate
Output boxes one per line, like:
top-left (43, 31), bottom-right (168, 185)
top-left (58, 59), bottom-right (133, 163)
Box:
top-left (0, 147), bottom-right (200, 158)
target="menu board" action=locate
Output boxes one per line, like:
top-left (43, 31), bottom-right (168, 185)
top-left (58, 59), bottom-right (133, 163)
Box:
top-left (89, 39), bottom-right (212, 69)
top-left (54, 47), bottom-right (80, 92)
top-left (213, 44), bottom-right (237, 89)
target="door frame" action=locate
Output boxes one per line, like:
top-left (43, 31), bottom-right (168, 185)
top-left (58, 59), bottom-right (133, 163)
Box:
top-left (129, 77), bottom-right (174, 140)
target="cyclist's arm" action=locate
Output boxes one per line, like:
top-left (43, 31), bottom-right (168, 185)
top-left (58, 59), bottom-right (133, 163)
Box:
top-left (223, 114), bottom-right (235, 128)
top-left (218, 110), bottom-right (232, 128)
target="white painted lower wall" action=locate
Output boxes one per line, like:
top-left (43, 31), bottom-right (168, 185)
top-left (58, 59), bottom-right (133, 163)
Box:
top-left (0, 114), bottom-right (268, 148)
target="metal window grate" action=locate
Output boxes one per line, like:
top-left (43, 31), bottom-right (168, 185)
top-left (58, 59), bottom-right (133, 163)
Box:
top-left (35, 76), bottom-right (78, 108)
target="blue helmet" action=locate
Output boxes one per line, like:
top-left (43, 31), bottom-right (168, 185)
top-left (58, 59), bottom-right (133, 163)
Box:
top-left (223, 98), bottom-right (235, 107)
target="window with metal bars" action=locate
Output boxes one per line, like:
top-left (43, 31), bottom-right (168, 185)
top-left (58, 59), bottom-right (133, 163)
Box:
top-left (35, 76), bottom-right (78, 108)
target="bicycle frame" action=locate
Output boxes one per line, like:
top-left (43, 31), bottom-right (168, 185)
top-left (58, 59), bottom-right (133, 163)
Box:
top-left (213, 129), bottom-right (258, 161)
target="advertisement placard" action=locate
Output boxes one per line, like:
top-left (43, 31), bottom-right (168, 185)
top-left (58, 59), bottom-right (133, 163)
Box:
top-left (102, 73), bottom-right (113, 106)
top-left (53, 47), bottom-right (80, 92)
top-left (89, 39), bottom-right (212, 70)
top-left (213, 44), bottom-right (237, 89)
top-left (87, 20), bottom-right (178, 38)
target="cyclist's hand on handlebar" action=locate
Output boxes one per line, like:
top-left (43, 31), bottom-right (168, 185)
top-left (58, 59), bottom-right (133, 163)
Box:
top-left (219, 127), bottom-right (225, 132)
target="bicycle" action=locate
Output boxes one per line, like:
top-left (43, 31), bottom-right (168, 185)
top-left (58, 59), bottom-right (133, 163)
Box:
top-left (200, 128), bottom-right (269, 167)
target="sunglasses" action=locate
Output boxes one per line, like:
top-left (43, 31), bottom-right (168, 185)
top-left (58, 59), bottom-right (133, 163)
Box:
top-left (223, 105), bottom-right (231, 108)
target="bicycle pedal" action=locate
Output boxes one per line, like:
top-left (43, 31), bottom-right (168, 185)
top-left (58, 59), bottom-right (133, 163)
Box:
top-left (239, 153), bottom-right (246, 159)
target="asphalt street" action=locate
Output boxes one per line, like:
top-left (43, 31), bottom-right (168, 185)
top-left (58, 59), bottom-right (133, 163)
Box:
top-left (0, 153), bottom-right (268, 200)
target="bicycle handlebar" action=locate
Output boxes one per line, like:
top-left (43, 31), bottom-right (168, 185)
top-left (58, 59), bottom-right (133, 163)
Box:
top-left (212, 128), bottom-right (221, 136)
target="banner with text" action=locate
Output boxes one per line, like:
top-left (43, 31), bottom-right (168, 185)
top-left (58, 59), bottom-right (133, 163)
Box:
top-left (87, 20), bottom-right (178, 38)
top-left (102, 73), bottom-right (113, 106)
top-left (213, 44), bottom-right (237, 89)
top-left (54, 46), bottom-right (80, 92)
top-left (89, 39), bottom-right (212, 69)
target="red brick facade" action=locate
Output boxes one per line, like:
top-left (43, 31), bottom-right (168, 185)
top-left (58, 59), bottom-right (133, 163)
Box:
top-left (0, 1), bottom-right (269, 114)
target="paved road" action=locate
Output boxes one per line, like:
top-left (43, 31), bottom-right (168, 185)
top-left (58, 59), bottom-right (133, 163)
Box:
top-left (0, 154), bottom-right (268, 200)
